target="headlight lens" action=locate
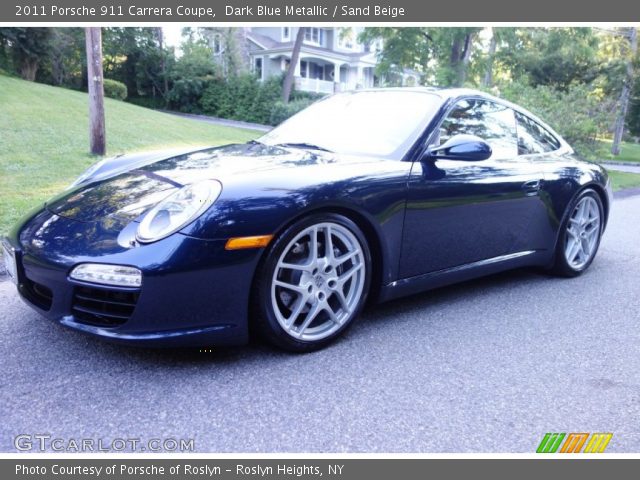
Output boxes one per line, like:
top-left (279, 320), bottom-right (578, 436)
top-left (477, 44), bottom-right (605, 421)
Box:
top-left (70, 264), bottom-right (142, 287)
top-left (136, 179), bottom-right (222, 243)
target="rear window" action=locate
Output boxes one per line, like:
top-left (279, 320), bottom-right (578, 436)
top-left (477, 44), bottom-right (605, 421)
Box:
top-left (515, 112), bottom-right (561, 155)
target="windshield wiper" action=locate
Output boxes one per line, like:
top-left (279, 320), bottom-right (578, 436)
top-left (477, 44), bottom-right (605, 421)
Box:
top-left (275, 142), bottom-right (333, 153)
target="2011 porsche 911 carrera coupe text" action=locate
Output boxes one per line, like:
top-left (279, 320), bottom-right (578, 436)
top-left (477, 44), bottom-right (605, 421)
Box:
top-left (3, 88), bottom-right (612, 351)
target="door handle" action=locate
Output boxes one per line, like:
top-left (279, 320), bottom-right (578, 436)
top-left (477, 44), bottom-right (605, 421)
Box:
top-left (522, 179), bottom-right (541, 196)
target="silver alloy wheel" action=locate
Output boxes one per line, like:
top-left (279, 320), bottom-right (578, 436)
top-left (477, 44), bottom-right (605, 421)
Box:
top-left (564, 196), bottom-right (601, 270)
top-left (271, 222), bottom-right (366, 341)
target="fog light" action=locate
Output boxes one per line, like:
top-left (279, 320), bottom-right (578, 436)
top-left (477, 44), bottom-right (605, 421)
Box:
top-left (70, 264), bottom-right (142, 287)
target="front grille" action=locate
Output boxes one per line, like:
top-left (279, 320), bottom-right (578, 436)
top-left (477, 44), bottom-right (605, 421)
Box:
top-left (72, 286), bottom-right (139, 327)
top-left (21, 278), bottom-right (53, 311)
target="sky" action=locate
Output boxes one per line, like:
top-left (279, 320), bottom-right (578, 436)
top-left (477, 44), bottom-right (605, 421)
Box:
top-left (163, 26), bottom-right (184, 48)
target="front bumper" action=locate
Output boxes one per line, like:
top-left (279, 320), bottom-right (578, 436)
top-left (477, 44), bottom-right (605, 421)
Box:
top-left (4, 210), bottom-right (262, 347)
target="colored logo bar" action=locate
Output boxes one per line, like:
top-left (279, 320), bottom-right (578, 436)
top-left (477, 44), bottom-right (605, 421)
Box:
top-left (537, 433), bottom-right (612, 453)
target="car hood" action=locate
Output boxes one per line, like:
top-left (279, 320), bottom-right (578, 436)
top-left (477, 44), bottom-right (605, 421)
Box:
top-left (45, 143), bottom-right (358, 223)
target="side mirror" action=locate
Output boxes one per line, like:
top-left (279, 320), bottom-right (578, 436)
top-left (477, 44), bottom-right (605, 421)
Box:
top-left (424, 134), bottom-right (492, 162)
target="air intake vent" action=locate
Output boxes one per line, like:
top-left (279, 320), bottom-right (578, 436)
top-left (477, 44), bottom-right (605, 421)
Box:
top-left (72, 286), bottom-right (139, 327)
top-left (21, 278), bottom-right (53, 311)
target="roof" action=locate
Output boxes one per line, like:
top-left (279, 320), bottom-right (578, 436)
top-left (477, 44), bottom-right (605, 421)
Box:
top-left (332, 87), bottom-right (570, 149)
top-left (246, 31), bottom-right (377, 65)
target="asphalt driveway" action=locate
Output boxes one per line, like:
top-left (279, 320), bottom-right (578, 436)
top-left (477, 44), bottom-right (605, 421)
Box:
top-left (1, 194), bottom-right (639, 453)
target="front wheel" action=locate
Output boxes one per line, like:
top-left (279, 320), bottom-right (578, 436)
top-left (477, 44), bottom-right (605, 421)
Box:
top-left (254, 213), bottom-right (371, 352)
top-left (552, 189), bottom-right (604, 277)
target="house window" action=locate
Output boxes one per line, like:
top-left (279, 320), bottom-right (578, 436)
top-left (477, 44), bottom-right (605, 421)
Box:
top-left (282, 27), bottom-right (290, 41)
top-left (254, 57), bottom-right (263, 80)
top-left (300, 61), bottom-right (308, 78)
top-left (304, 28), bottom-right (323, 46)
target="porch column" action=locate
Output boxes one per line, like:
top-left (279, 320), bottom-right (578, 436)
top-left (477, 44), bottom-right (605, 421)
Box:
top-left (294, 57), bottom-right (301, 77)
top-left (356, 65), bottom-right (364, 89)
top-left (333, 62), bottom-right (342, 93)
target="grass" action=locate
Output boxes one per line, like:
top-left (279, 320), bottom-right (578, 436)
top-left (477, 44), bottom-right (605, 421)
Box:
top-left (0, 75), bottom-right (258, 235)
top-left (607, 170), bottom-right (640, 191)
top-left (595, 139), bottom-right (640, 163)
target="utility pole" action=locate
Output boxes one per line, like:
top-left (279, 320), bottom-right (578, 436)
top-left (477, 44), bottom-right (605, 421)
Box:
top-left (612, 27), bottom-right (637, 156)
top-left (85, 27), bottom-right (106, 155)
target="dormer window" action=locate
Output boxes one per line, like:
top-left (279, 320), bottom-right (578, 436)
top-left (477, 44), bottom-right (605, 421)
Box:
top-left (304, 28), bottom-right (323, 46)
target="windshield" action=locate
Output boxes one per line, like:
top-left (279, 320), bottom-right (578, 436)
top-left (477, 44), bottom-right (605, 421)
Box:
top-left (260, 90), bottom-right (442, 158)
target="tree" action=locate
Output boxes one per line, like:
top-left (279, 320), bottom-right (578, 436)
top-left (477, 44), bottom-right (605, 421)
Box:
top-left (167, 38), bottom-right (217, 112)
top-left (359, 28), bottom-right (432, 85)
top-left (498, 28), bottom-right (600, 89)
top-left (85, 27), bottom-right (106, 155)
top-left (44, 28), bottom-right (85, 87)
top-left (199, 27), bottom-right (249, 79)
top-left (0, 27), bottom-right (51, 80)
top-left (155, 28), bottom-right (169, 103)
top-left (360, 27), bottom-right (481, 87)
top-left (282, 27), bottom-right (304, 103)
top-left (101, 28), bottom-right (168, 100)
top-left (628, 76), bottom-right (640, 139)
top-left (611, 27), bottom-right (637, 155)
top-left (482, 27), bottom-right (497, 87)
top-left (444, 28), bottom-right (479, 86)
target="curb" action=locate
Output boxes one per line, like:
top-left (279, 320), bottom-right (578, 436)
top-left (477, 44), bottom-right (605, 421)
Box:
top-left (600, 160), bottom-right (640, 167)
top-left (159, 110), bottom-right (272, 133)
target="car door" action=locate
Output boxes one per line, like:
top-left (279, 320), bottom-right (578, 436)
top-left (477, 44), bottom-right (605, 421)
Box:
top-left (399, 97), bottom-right (548, 278)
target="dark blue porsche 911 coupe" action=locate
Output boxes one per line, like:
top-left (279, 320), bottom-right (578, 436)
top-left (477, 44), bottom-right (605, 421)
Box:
top-left (3, 88), bottom-right (612, 351)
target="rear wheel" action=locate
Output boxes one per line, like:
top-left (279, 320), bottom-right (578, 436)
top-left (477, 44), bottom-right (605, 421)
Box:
top-left (552, 189), bottom-right (603, 277)
top-left (254, 213), bottom-right (371, 352)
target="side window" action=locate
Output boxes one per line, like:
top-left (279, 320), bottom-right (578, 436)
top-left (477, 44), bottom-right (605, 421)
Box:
top-left (515, 112), bottom-right (561, 155)
top-left (439, 99), bottom-right (518, 160)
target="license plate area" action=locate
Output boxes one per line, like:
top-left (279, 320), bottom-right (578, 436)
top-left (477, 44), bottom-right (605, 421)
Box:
top-left (2, 242), bottom-right (18, 285)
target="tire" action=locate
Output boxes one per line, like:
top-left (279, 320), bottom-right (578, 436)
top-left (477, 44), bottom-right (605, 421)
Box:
top-left (253, 213), bottom-right (372, 352)
top-left (551, 188), bottom-right (604, 277)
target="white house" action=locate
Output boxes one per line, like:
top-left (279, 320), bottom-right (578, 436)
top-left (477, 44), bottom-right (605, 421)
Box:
top-left (246, 27), bottom-right (381, 94)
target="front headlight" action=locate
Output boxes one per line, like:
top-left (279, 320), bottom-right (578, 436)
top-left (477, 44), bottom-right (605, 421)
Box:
top-left (136, 179), bottom-right (222, 243)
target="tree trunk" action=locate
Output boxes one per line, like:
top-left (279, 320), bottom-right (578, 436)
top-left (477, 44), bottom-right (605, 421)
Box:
top-left (449, 32), bottom-right (473, 87)
top-left (282, 28), bottom-right (305, 104)
top-left (19, 58), bottom-right (38, 81)
top-left (155, 27), bottom-right (169, 104)
top-left (459, 33), bottom-right (473, 86)
top-left (482, 27), bottom-right (497, 88)
top-left (612, 27), bottom-right (637, 156)
top-left (85, 27), bottom-right (106, 156)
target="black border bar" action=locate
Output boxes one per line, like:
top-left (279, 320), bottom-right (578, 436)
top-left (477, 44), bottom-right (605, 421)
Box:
top-left (3, 0), bottom-right (640, 22)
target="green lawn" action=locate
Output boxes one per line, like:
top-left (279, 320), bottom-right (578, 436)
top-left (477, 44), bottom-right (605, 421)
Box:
top-left (607, 170), bottom-right (640, 191)
top-left (0, 75), bottom-right (258, 235)
top-left (596, 139), bottom-right (640, 163)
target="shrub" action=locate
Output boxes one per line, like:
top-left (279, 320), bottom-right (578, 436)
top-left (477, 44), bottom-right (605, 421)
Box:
top-left (126, 96), bottom-right (166, 110)
top-left (200, 74), bottom-right (283, 125)
top-left (103, 78), bottom-right (127, 100)
top-left (268, 98), bottom-right (316, 126)
top-left (169, 75), bottom-right (214, 113)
